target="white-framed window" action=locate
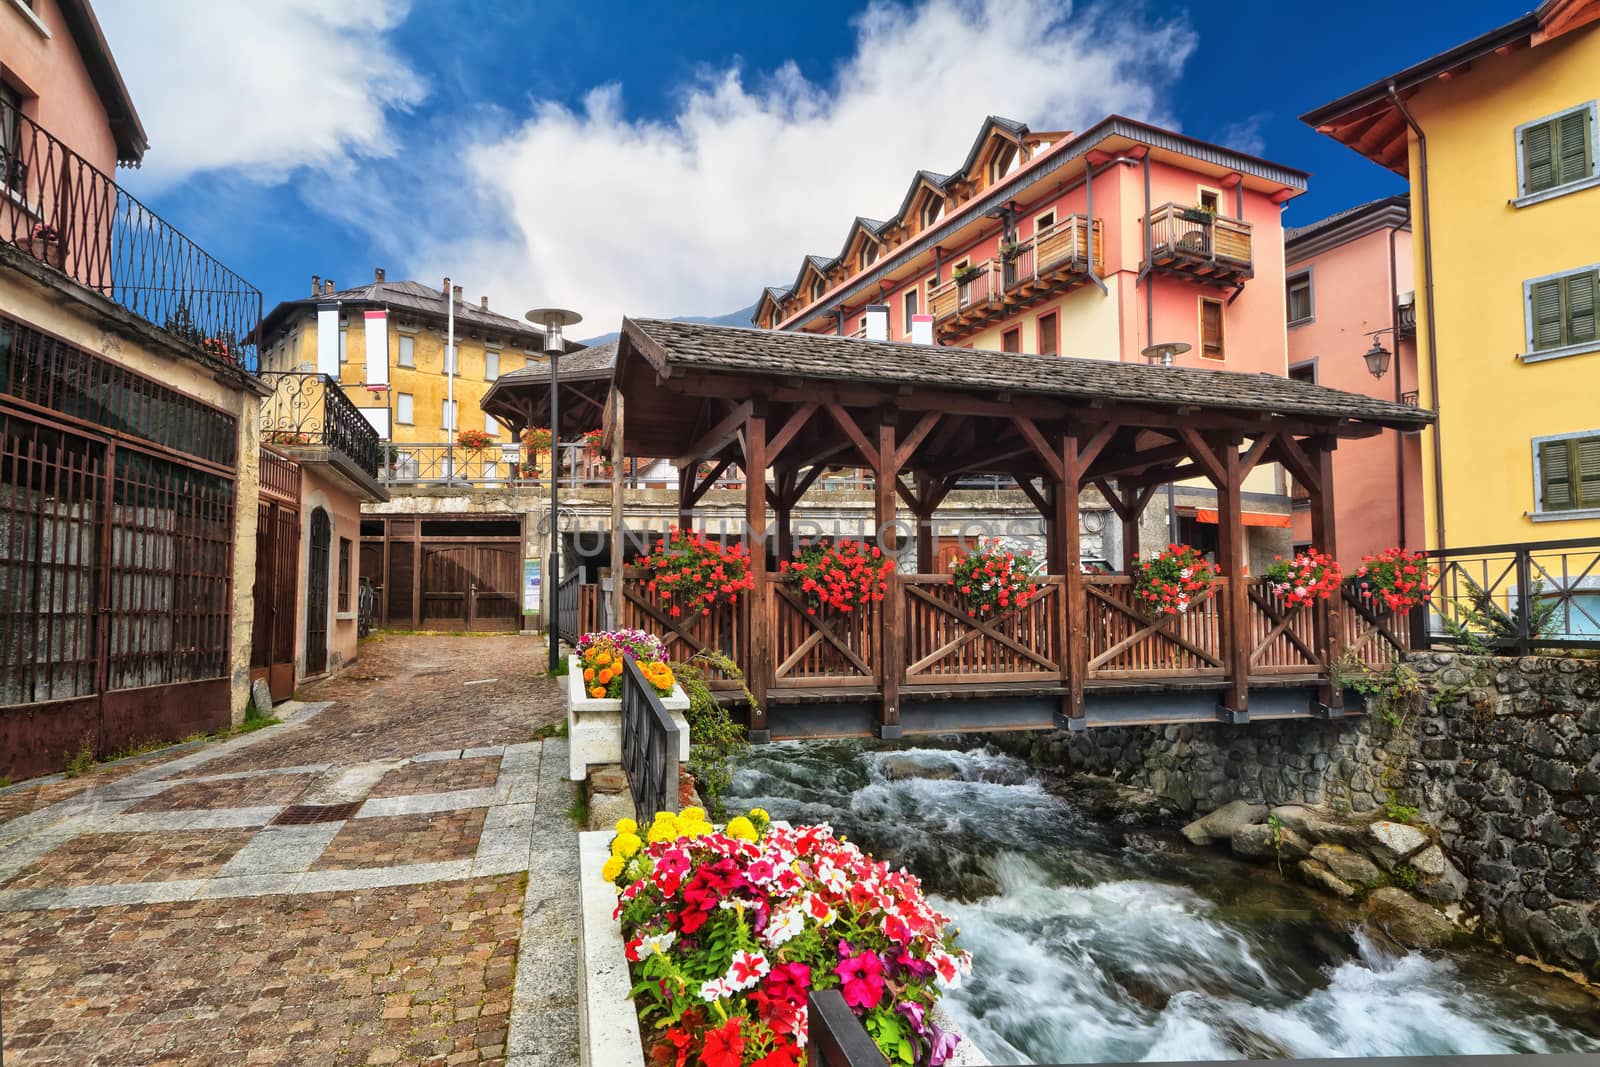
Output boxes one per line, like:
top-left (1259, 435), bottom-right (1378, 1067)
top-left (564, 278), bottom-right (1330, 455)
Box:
top-left (396, 392), bottom-right (414, 424)
top-left (1515, 101), bottom-right (1599, 206)
top-left (1287, 270), bottom-right (1314, 326)
top-left (485, 351), bottom-right (499, 380)
top-left (443, 345), bottom-right (457, 375)
top-left (921, 195), bottom-right (943, 231)
top-left (1532, 429), bottom-right (1600, 519)
top-left (484, 412), bottom-right (499, 435)
top-left (397, 335), bottom-right (414, 367)
top-left (1522, 262), bottom-right (1599, 362)
top-left (1034, 209), bottom-right (1056, 236)
top-left (338, 328), bottom-right (347, 363)
top-left (441, 398), bottom-right (458, 433)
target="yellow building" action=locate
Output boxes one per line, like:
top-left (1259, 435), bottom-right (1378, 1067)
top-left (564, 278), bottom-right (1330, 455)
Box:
top-left (1304, 0), bottom-right (1600, 549)
top-left (259, 271), bottom-right (555, 478)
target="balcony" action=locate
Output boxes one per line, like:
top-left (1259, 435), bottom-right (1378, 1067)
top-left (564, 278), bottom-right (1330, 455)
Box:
top-left (261, 373), bottom-right (387, 500)
top-left (999, 215), bottom-right (1103, 304)
top-left (1143, 203), bottom-right (1253, 286)
top-left (929, 261), bottom-right (1005, 339)
top-left (1, 109), bottom-right (261, 371)
top-left (1397, 299), bottom-right (1417, 339)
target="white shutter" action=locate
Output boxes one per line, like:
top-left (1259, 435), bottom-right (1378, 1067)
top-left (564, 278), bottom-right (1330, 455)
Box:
top-left (363, 310), bottom-right (389, 387)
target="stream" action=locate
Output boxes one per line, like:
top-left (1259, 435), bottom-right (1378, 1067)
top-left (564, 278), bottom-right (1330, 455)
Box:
top-left (726, 741), bottom-right (1600, 1064)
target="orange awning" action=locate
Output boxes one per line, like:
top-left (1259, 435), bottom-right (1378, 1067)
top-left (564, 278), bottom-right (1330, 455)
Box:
top-left (1192, 508), bottom-right (1292, 529)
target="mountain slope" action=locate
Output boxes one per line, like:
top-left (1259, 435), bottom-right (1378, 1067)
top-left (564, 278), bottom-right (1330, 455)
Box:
top-left (578, 301), bottom-right (757, 346)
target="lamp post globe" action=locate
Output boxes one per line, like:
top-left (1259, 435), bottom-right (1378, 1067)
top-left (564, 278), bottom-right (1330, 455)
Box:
top-left (525, 308), bottom-right (583, 670)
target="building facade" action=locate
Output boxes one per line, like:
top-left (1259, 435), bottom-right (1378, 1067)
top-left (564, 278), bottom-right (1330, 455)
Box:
top-left (2, 0), bottom-right (269, 777)
top-left (1304, 0), bottom-right (1600, 548)
top-left (1284, 196), bottom-right (1425, 560)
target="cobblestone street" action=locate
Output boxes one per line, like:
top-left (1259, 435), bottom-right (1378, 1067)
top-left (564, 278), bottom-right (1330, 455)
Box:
top-left (0, 636), bottom-right (578, 1066)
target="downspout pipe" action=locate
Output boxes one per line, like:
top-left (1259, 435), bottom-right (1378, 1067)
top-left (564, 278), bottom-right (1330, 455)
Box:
top-left (1081, 156), bottom-right (1136, 296)
top-left (1389, 217), bottom-right (1407, 549)
top-left (1388, 83), bottom-right (1444, 550)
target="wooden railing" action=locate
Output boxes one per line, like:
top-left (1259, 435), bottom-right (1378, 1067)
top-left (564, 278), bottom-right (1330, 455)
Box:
top-left (901, 574), bottom-right (1062, 684)
top-left (770, 584), bottom-right (878, 688)
top-left (621, 656), bottom-right (680, 823)
top-left (1146, 202), bottom-right (1252, 271)
top-left (1003, 216), bottom-right (1103, 291)
top-left (618, 568), bottom-right (744, 688)
top-left (1247, 585), bottom-right (1323, 675)
top-left (928, 261), bottom-right (1000, 323)
top-left (1085, 576), bottom-right (1226, 679)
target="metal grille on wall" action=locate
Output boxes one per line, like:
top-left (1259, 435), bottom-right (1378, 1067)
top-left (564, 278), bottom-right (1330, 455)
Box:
top-left (0, 320), bottom-right (240, 778)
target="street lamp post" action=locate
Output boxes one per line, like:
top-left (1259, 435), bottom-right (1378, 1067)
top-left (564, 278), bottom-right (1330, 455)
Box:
top-left (526, 307), bottom-right (583, 671)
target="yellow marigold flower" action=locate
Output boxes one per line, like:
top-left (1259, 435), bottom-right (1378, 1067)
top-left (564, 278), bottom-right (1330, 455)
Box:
top-left (646, 822), bottom-right (676, 844)
top-left (601, 855), bottom-right (624, 882)
top-left (612, 833), bottom-right (642, 859)
top-left (726, 816), bottom-right (757, 841)
top-left (684, 820), bottom-right (714, 839)
top-left (749, 807), bottom-right (770, 824)
top-left (680, 806), bottom-right (706, 824)
top-left (615, 818), bottom-right (638, 836)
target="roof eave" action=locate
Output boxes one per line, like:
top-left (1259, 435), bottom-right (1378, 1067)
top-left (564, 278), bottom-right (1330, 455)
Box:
top-left (56, 0), bottom-right (149, 165)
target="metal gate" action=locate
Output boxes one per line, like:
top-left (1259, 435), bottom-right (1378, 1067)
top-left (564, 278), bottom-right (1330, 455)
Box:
top-left (1, 316), bottom-right (239, 779)
top-left (306, 507), bottom-right (331, 675)
top-left (249, 447), bottom-right (301, 702)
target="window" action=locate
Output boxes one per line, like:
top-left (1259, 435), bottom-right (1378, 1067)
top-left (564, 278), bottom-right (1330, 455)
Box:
top-left (337, 538), bottom-right (352, 613)
top-left (397, 335), bottom-right (414, 367)
top-left (1002, 328), bottom-right (1020, 353)
top-left (1287, 271), bottom-right (1314, 325)
top-left (485, 351), bottom-right (499, 380)
top-left (859, 243), bottom-right (878, 271)
top-left (1288, 360), bottom-right (1317, 384)
top-left (1517, 102), bottom-right (1597, 199)
top-left (921, 197), bottom-right (943, 230)
top-left (812, 278), bottom-right (825, 302)
top-left (903, 289), bottom-right (918, 334)
top-left (442, 398), bottom-right (458, 432)
top-left (1199, 188), bottom-right (1221, 215)
top-left (0, 84), bottom-right (21, 194)
top-left (443, 345), bottom-right (457, 374)
top-left (1535, 432), bottom-right (1600, 514)
top-left (484, 412), bottom-right (499, 435)
top-left (1037, 312), bottom-right (1058, 356)
top-left (396, 392), bottom-right (414, 424)
top-left (1034, 210), bottom-right (1055, 235)
top-left (1200, 299), bottom-right (1225, 359)
top-left (1526, 265), bottom-right (1598, 357)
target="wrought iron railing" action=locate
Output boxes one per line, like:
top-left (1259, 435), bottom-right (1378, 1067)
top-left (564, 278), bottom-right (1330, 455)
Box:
top-left (807, 990), bottom-right (886, 1066)
top-left (1146, 202), bottom-right (1253, 270)
top-left (260, 373), bottom-right (382, 478)
top-left (381, 440), bottom-right (660, 488)
top-left (1, 108), bottom-right (262, 372)
top-left (1417, 537), bottom-right (1600, 652)
top-left (620, 656), bottom-right (680, 824)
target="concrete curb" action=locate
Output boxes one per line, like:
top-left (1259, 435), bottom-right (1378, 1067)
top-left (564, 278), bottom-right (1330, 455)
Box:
top-left (577, 830), bottom-right (645, 1067)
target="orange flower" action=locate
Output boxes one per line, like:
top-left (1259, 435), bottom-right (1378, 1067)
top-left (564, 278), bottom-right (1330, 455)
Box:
top-left (588, 686), bottom-right (606, 699)
top-left (583, 667), bottom-right (596, 682)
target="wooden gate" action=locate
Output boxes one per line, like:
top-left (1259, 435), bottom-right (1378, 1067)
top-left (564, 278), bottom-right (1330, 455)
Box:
top-left (249, 447), bottom-right (300, 701)
top-left (420, 542), bottom-right (522, 631)
top-left (360, 516), bottom-right (523, 632)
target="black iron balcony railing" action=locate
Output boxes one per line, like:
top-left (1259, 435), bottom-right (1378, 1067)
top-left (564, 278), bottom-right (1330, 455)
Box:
top-left (1, 107), bottom-right (262, 372)
top-left (260, 372), bottom-right (382, 478)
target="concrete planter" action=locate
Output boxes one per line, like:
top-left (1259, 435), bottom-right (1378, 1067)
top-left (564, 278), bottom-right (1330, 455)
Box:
top-left (566, 656), bottom-right (690, 781)
top-left (576, 831), bottom-right (990, 1067)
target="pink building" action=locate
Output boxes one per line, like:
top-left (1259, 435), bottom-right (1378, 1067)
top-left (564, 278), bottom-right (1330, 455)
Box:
top-left (1284, 196), bottom-right (1424, 560)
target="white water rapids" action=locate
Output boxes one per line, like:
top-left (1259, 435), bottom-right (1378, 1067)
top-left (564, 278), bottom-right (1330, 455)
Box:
top-left (727, 741), bottom-right (1599, 1063)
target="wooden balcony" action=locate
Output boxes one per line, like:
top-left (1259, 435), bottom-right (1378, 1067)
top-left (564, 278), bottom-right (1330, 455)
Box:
top-left (1000, 215), bottom-right (1103, 306)
top-left (929, 260), bottom-right (1005, 339)
top-left (1144, 203), bottom-right (1253, 286)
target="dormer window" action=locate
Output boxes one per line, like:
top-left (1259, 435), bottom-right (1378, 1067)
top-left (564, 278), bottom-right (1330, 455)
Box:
top-left (859, 243), bottom-right (879, 271)
top-left (988, 143), bottom-right (1018, 186)
top-left (920, 198), bottom-right (943, 231)
top-left (812, 278), bottom-right (826, 302)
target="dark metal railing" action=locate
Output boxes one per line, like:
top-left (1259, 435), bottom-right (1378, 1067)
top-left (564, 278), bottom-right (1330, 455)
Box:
top-left (381, 440), bottom-right (651, 488)
top-left (557, 569), bottom-right (582, 644)
top-left (620, 656), bottom-right (679, 824)
top-left (1397, 301), bottom-right (1418, 338)
top-left (260, 372), bottom-right (382, 478)
top-left (1415, 537), bottom-right (1600, 652)
top-left (1, 107), bottom-right (262, 372)
top-left (807, 990), bottom-right (885, 1066)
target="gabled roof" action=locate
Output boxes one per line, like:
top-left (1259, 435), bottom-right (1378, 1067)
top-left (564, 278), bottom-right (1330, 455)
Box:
top-left (259, 278), bottom-right (563, 347)
top-left (1286, 195), bottom-right (1410, 260)
top-left (788, 255), bottom-right (839, 298)
top-left (836, 217), bottom-right (889, 261)
top-left (951, 115), bottom-right (1030, 184)
top-left (751, 287), bottom-right (792, 325)
top-left (891, 170), bottom-right (954, 225)
top-left (57, 0), bottom-right (148, 165)
top-left (620, 317), bottom-right (1432, 432)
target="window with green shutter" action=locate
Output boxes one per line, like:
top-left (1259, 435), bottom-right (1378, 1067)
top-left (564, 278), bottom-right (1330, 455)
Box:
top-left (1538, 434), bottom-right (1600, 512)
top-left (1519, 104), bottom-right (1596, 196)
top-left (1528, 267), bottom-right (1600, 352)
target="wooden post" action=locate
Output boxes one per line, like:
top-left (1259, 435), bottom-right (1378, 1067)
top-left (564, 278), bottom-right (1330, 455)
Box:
top-left (875, 412), bottom-right (903, 738)
top-left (744, 406), bottom-right (771, 740)
top-left (1120, 485), bottom-right (1143, 573)
top-left (1217, 435), bottom-right (1250, 722)
top-left (914, 474), bottom-right (935, 574)
top-left (774, 469), bottom-right (795, 563)
top-left (1309, 437), bottom-right (1345, 716)
top-left (1057, 435), bottom-right (1087, 728)
top-left (609, 392), bottom-right (625, 628)
top-left (676, 464), bottom-right (695, 533)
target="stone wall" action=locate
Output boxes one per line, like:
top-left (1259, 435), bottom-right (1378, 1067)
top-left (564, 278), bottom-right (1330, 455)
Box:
top-left (1016, 652), bottom-right (1600, 980)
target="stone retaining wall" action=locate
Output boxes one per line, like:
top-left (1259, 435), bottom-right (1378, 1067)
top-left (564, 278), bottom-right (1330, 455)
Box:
top-left (1013, 652), bottom-right (1600, 980)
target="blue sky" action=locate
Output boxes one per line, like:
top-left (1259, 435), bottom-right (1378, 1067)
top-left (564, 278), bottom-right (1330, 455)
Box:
top-left (101, 0), bottom-right (1517, 337)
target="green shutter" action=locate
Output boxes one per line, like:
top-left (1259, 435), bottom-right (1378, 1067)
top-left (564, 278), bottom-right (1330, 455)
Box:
top-left (1532, 278), bottom-right (1566, 349)
top-left (1557, 107), bottom-right (1592, 185)
top-left (1524, 119), bottom-right (1557, 192)
top-left (1541, 440), bottom-right (1574, 510)
top-left (1565, 270), bottom-right (1597, 345)
top-left (1579, 437), bottom-right (1600, 509)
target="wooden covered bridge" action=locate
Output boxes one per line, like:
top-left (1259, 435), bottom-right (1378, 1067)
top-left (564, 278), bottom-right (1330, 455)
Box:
top-left (557, 318), bottom-right (1433, 741)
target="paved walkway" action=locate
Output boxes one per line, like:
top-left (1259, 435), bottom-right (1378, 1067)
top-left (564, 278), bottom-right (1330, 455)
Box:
top-left (0, 635), bottom-right (579, 1067)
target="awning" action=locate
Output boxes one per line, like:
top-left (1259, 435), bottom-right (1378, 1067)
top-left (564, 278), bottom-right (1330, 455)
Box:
top-left (1191, 508), bottom-right (1292, 529)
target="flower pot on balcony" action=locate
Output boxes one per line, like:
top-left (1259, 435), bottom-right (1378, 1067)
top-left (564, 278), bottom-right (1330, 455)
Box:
top-left (1179, 208), bottom-right (1214, 224)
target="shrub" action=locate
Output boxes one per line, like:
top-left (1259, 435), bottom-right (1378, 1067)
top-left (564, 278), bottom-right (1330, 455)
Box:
top-left (1354, 547), bottom-right (1432, 613)
top-left (780, 539), bottom-right (895, 616)
top-left (605, 809), bottom-right (972, 1067)
top-left (949, 538), bottom-right (1041, 619)
top-left (637, 527), bottom-right (755, 619)
top-left (1131, 544), bottom-right (1216, 616)
top-left (1264, 548), bottom-right (1343, 606)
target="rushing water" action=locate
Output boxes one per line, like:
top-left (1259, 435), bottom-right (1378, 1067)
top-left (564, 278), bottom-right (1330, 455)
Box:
top-left (727, 741), bottom-right (1600, 1064)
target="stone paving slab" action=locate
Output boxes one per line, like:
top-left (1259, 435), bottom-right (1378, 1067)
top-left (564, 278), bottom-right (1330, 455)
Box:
top-left (127, 772), bottom-right (317, 812)
top-left (314, 809), bottom-right (490, 871)
top-left (3, 830), bottom-right (256, 889)
top-left (370, 755), bottom-right (502, 798)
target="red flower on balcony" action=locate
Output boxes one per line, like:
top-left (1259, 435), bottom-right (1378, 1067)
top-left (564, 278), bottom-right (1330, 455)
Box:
top-left (456, 428), bottom-right (495, 451)
top-left (31, 223), bottom-right (59, 242)
top-left (781, 538), bottom-right (895, 615)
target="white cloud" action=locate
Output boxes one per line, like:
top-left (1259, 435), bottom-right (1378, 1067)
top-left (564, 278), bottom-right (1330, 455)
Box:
top-left (98, 0), bottom-right (425, 188)
top-left (418, 0), bottom-right (1194, 334)
top-left (1214, 112), bottom-right (1271, 158)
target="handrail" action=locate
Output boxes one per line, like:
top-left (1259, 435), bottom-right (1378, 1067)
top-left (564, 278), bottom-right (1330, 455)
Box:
top-left (556, 570), bottom-right (583, 644)
top-left (260, 372), bottom-right (382, 477)
top-left (807, 989), bottom-right (885, 1067)
top-left (1146, 202), bottom-right (1252, 269)
top-left (1, 107), bottom-right (262, 371)
top-left (1002, 215), bottom-right (1099, 289)
top-left (620, 656), bottom-right (680, 823)
top-left (1417, 538), bottom-right (1600, 651)
top-left (928, 259), bottom-right (999, 322)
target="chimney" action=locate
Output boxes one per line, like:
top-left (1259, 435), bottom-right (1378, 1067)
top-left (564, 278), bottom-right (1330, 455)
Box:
top-left (374, 267), bottom-right (386, 283)
top-left (864, 304), bottom-right (889, 342)
top-left (311, 274), bottom-right (321, 297)
top-left (910, 313), bottom-right (934, 346)
top-left (323, 278), bottom-right (334, 294)
top-left (453, 284), bottom-right (463, 305)
top-left (480, 295), bottom-right (488, 310)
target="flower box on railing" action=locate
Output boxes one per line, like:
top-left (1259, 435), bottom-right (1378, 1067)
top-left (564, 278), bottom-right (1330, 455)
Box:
top-left (567, 654), bottom-right (689, 782)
